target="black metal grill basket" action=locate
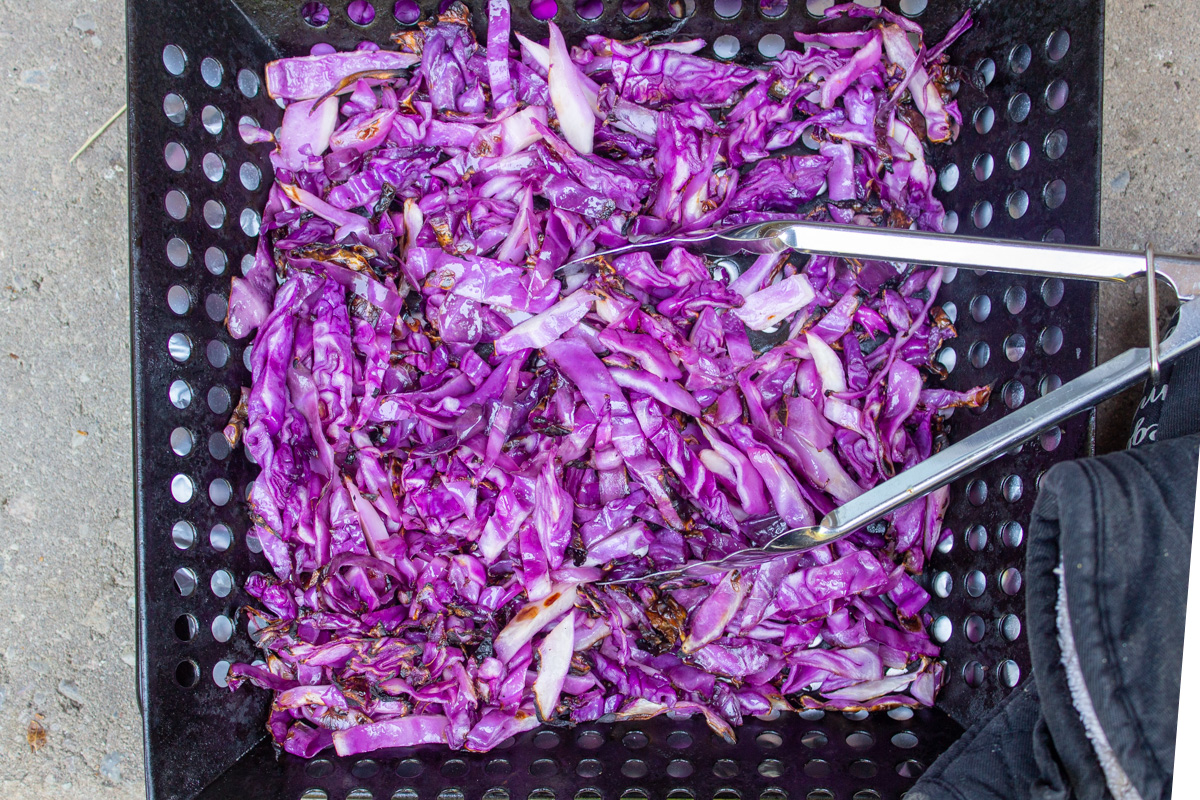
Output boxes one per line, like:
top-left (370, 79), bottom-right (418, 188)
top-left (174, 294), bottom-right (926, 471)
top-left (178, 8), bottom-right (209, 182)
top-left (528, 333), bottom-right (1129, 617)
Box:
top-left (127, 1), bottom-right (1102, 798)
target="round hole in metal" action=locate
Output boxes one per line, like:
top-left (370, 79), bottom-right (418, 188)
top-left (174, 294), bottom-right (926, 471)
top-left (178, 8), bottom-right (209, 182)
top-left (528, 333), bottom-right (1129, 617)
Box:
top-left (167, 286), bottom-right (191, 316)
top-left (756, 731), bottom-right (782, 749)
top-left (896, 759), bottom-right (926, 778)
top-left (972, 200), bottom-right (993, 229)
top-left (1041, 277), bottom-right (1066, 307)
top-left (1044, 179), bottom-right (1067, 208)
top-left (760, 0), bottom-right (788, 17)
top-left (174, 566), bottom-right (198, 597)
top-left (208, 386), bottom-right (232, 414)
top-left (1046, 78), bottom-right (1069, 110)
top-left (172, 520), bottom-right (195, 550)
top-left (1008, 92), bottom-right (1031, 122)
top-left (301, 2), bottom-right (331, 26)
top-left (713, 759), bottom-right (739, 778)
top-left (164, 92), bottom-right (188, 124)
top-left (937, 529), bottom-right (954, 553)
top-left (965, 570), bottom-right (987, 597)
top-left (999, 659), bottom-right (1021, 688)
top-left (167, 238), bottom-right (190, 270)
top-left (1003, 379), bottom-right (1025, 409)
top-left (713, 34), bottom-right (740, 59)
top-left (668, 731), bottom-right (694, 749)
top-left (964, 660), bottom-right (986, 688)
top-left (205, 294), bottom-right (228, 323)
top-left (576, 758), bottom-right (602, 778)
top-left (169, 379), bottom-right (193, 410)
top-left (975, 57), bottom-right (996, 86)
top-left (1039, 373), bottom-right (1062, 396)
top-left (174, 613), bottom-right (198, 641)
top-left (966, 524), bottom-right (987, 551)
top-left (212, 614), bottom-right (234, 643)
top-left (938, 163), bottom-right (959, 192)
top-left (348, 0), bottom-right (377, 24)
top-left (207, 340), bottom-right (230, 369)
top-left (800, 730), bottom-right (828, 749)
top-left (210, 478), bottom-right (233, 506)
top-left (347, 791), bottom-right (373, 800)
top-left (1009, 43), bottom-right (1032, 74)
top-left (966, 616), bottom-right (985, 641)
top-left (888, 707), bottom-right (914, 721)
top-left (933, 571), bottom-right (953, 598)
top-left (801, 759), bottom-right (828, 778)
top-left (969, 294), bottom-right (991, 322)
top-left (1044, 227), bottom-right (1066, 243)
top-left (844, 709), bottom-right (869, 721)
top-left (899, 0), bottom-right (926, 14)
top-left (484, 759), bottom-right (511, 777)
top-left (973, 153), bottom-right (994, 181)
top-left (668, 0), bottom-right (697, 16)
top-left (1004, 284), bottom-right (1028, 314)
top-left (1003, 474), bottom-right (1024, 502)
top-left (799, 708), bottom-right (825, 720)
top-left (240, 162), bottom-right (261, 191)
top-left (967, 479), bottom-right (988, 506)
top-left (846, 731), bottom-right (874, 750)
top-left (532, 0), bottom-right (559, 19)
top-left (576, 730), bottom-right (603, 749)
top-left (853, 791), bottom-right (881, 800)
top-left (936, 346), bottom-right (957, 375)
top-left (1004, 333), bottom-right (1026, 362)
top-left (806, 792), bottom-right (834, 800)
top-left (165, 141), bottom-right (188, 171)
top-left (211, 569), bottom-right (234, 598)
top-left (576, 0), bottom-right (604, 18)
top-left (1001, 520), bottom-right (1025, 548)
top-left (205, 246), bottom-right (227, 275)
top-left (171, 473), bottom-right (194, 503)
top-left (891, 731), bottom-right (919, 749)
top-left (621, 0), bottom-right (649, 18)
top-left (758, 33), bottom-right (786, 58)
top-left (202, 152), bottom-right (224, 182)
top-left (163, 44), bottom-right (187, 75)
top-left (534, 730), bottom-right (560, 749)
top-left (623, 731), bottom-right (648, 749)
top-left (940, 300), bottom-right (958, 323)
top-left (240, 208), bottom-right (262, 237)
top-left (848, 759), bottom-right (877, 779)
top-left (943, 210), bottom-right (959, 234)
top-left (1002, 614), bottom-right (1022, 641)
top-left (714, 0), bottom-right (742, 15)
top-left (1001, 567), bottom-right (1023, 595)
top-left (201, 104), bottom-right (224, 135)
top-left (1045, 128), bottom-right (1068, 159)
top-left (622, 759), bottom-right (648, 778)
top-left (165, 189), bottom-right (189, 220)
top-left (1007, 190), bottom-right (1029, 219)
top-left (210, 523), bottom-right (233, 552)
top-left (203, 199), bottom-right (225, 229)
top-left (1008, 140), bottom-right (1030, 171)
top-left (667, 760), bottom-right (694, 779)
top-left (1040, 426), bottom-right (1062, 452)
top-left (1047, 28), bottom-right (1070, 60)
top-left (170, 426), bottom-right (193, 456)
top-left (393, 0), bottom-right (420, 23)
top-left (396, 758), bottom-right (423, 778)
top-left (973, 106), bottom-right (995, 135)
top-left (440, 758), bottom-right (468, 778)
top-left (931, 615), bottom-right (952, 643)
top-left (805, 0), bottom-right (834, 17)
top-left (1040, 325), bottom-right (1064, 355)
top-left (175, 659), bottom-right (200, 687)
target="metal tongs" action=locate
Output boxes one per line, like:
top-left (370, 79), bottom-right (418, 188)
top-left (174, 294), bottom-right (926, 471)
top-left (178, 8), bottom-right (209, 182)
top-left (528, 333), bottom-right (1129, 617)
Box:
top-left (594, 220), bottom-right (1200, 584)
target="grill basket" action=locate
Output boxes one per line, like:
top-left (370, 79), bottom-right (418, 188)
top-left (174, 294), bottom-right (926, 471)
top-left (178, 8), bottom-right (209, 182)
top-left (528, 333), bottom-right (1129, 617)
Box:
top-left (128, 1), bottom-right (1102, 798)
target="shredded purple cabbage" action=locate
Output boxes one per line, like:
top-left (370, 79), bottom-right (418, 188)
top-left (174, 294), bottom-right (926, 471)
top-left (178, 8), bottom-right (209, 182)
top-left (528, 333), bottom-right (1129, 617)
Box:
top-left (226, 1), bottom-right (984, 756)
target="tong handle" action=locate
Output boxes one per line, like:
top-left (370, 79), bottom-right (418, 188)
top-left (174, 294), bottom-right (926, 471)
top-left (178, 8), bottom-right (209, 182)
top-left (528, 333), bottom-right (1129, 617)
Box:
top-left (806, 299), bottom-right (1200, 546)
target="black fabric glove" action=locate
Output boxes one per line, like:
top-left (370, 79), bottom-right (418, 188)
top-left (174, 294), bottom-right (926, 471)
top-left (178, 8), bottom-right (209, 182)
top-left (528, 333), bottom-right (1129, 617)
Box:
top-left (908, 434), bottom-right (1197, 799)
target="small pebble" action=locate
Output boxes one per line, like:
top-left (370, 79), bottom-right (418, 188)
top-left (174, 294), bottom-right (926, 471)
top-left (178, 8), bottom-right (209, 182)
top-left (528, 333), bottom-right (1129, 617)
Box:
top-left (100, 752), bottom-right (122, 783)
top-left (57, 680), bottom-right (84, 706)
top-left (1111, 168), bottom-right (1131, 192)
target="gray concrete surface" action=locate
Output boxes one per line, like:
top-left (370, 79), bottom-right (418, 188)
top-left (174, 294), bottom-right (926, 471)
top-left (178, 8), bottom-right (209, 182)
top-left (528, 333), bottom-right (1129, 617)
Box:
top-left (0, 1), bottom-right (1194, 797)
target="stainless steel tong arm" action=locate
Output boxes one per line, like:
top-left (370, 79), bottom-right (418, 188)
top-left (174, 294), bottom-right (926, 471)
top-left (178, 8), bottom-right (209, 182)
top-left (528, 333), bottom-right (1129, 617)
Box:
top-left (576, 219), bottom-right (1200, 301)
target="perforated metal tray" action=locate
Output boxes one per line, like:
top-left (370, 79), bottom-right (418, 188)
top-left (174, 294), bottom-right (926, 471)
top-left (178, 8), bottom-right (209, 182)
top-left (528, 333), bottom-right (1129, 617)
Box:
top-left (127, 1), bottom-right (1101, 798)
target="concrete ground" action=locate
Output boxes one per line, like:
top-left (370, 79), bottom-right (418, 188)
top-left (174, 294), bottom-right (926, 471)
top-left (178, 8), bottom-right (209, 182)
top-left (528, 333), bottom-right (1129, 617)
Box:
top-left (0, 1), bottom-right (1194, 797)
